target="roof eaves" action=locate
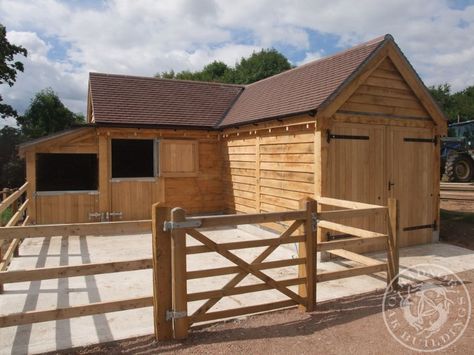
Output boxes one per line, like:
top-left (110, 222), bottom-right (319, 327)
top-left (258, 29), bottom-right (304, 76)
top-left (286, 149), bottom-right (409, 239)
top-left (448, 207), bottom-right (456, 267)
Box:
top-left (18, 125), bottom-right (95, 153)
top-left (218, 109), bottom-right (317, 130)
top-left (93, 121), bottom-right (216, 131)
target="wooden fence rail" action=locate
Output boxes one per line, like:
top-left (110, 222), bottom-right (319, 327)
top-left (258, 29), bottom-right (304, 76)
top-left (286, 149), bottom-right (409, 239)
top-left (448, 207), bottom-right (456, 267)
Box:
top-left (152, 197), bottom-right (399, 341)
top-left (0, 182), bottom-right (30, 291)
top-left (0, 218), bottom-right (153, 327)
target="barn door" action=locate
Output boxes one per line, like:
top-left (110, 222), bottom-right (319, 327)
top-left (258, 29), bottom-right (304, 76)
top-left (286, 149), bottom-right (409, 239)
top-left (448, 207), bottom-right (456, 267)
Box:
top-left (326, 123), bottom-right (387, 244)
top-left (388, 127), bottom-right (436, 246)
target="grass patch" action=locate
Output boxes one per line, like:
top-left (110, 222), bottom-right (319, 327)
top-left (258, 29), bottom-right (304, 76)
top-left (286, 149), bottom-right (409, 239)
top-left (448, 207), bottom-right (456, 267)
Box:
top-left (0, 207), bottom-right (14, 225)
top-left (440, 209), bottom-right (474, 224)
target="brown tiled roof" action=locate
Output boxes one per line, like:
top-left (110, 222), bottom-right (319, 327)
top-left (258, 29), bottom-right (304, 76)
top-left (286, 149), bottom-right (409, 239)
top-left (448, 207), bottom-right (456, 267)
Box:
top-left (89, 73), bottom-right (243, 127)
top-left (88, 35), bottom-right (389, 129)
top-left (219, 35), bottom-right (387, 127)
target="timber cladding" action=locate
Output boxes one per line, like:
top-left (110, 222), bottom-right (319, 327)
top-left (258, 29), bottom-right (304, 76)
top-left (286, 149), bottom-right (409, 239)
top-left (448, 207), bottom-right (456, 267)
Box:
top-left (222, 119), bottom-right (316, 232)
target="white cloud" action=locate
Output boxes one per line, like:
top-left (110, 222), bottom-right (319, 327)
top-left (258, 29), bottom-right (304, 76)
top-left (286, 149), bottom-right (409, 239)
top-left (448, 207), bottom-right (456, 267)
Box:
top-left (0, 0), bottom-right (474, 127)
top-left (297, 50), bottom-right (324, 66)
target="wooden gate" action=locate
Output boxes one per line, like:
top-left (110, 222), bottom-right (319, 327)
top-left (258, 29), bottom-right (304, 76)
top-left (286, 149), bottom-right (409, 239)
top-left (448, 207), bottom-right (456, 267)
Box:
top-left (152, 197), bottom-right (399, 340)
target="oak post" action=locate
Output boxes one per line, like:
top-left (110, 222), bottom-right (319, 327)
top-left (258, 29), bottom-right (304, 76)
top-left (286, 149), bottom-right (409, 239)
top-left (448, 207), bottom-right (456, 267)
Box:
top-left (171, 207), bottom-right (188, 339)
top-left (387, 198), bottom-right (399, 289)
top-left (152, 203), bottom-right (173, 340)
top-left (298, 198), bottom-right (317, 312)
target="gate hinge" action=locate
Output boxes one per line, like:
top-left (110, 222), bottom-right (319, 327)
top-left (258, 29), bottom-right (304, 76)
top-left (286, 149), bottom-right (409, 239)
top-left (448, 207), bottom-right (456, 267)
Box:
top-left (166, 310), bottom-right (187, 321)
top-left (163, 219), bottom-right (202, 232)
top-left (311, 213), bottom-right (318, 232)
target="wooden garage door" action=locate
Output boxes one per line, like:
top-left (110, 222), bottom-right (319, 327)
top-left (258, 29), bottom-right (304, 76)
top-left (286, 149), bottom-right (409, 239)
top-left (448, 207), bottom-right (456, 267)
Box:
top-left (388, 127), bottom-right (435, 246)
top-left (326, 123), bottom-right (387, 243)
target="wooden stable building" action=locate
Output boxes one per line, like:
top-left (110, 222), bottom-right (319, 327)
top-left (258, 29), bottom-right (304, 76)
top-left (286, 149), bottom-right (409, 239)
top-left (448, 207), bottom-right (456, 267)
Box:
top-left (19, 34), bottom-right (447, 249)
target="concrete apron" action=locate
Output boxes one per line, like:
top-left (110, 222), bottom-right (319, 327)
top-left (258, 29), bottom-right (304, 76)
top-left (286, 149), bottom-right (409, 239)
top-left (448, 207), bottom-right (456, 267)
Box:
top-left (0, 227), bottom-right (473, 354)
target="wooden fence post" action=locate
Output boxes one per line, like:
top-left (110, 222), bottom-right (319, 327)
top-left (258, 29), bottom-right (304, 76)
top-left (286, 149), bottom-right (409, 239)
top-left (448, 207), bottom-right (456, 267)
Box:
top-left (387, 198), bottom-right (399, 289)
top-left (152, 203), bottom-right (173, 341)
top-left (298, 198), bottom-right (317, 312)
top-left (171, 207), bottom-right (188, 339)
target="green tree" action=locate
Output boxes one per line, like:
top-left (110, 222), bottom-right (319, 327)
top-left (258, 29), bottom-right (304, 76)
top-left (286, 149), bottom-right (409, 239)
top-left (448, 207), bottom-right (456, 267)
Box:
top-left (0, 126), bottom-right (25, 187)
top-left (451, 86), bottom-right (474, 122)
top-left (17, 88), bottom-right (84, 138)
top-left (0, 24), bottom-right (27, 118)
top-left (233, 49), bottom-right (291, 84)
top-left (155, 49), bottom-right (291, 85)
top-left (429, 83), bottom-right (474, 123)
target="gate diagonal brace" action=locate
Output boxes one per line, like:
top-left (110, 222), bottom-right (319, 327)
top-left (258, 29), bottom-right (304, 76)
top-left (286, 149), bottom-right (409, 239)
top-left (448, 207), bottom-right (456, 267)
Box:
top-left (190, 220), bottom-right (303, 320)
top-left (187, 229), bottom-right (305, 306)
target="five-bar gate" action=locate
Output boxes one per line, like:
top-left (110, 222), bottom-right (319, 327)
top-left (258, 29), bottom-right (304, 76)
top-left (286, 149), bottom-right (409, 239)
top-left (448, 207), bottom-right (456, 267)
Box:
top-left (152, 197), bottom-right (399, 340)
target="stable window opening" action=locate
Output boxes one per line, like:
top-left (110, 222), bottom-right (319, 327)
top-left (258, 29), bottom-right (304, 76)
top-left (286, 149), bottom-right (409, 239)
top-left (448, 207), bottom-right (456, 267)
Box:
top-left (111, 139), bottom-right (155, 178)
top-left (36, 153), bottom-right (98, 191)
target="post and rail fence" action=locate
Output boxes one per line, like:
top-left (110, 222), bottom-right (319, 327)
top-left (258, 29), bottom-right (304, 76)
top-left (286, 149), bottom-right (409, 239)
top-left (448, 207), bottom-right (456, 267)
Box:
top-left (0, 182), bottom-right (30, 291)
top-left (0, 195), bottom-right (399, 340)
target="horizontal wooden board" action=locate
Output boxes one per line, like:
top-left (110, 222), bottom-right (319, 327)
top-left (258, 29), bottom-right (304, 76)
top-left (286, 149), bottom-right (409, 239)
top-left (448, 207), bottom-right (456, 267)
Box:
top-left (0, 220), bottom-right (152, 241)
top-left (259, 132), bottom-right (314, 145)
top-left (223, 175), bottom-right (256, 185)
top-left (226, 145), bottom-right (257, 154)
top-left (260, 194), bottom-right (300, 209)
top-left (259, 142), bottom-right (314, 154)
top-left (191, 299), bottom-right (297, 323)
top-left (228, 168), bottom-right (256, 177)
top-left (225, 189), bottom-right (256, 200)
top-left (225, 154), bottom-right (257, 162)
top-left (341, 101), bottom-right (429, 118)
top-left (370, 68), bottom-right (405, 81)
top-left (364, 76), bottom-right (411, 92)
top-left (260, 162), bottom-right (314, 173)
top-left (225, 182), bottom-right (256, 192)
top-left (260, 154), bottom-right (314, 163)
top-left (224, 138), bottom-right (257, 147)
top-left (356, 84), bottom-right (416, 100)
top-left (231, 196), bottom-right (256, 209)
top-left (0, 296), bottom-right (153, 327)
top-left (260, 186), bottom-right (308, 201)
top-left (259, 178), bottom-right (314, 194)
top-left (348, 93), bottom-right (424, 110)
top-left (0, 258), bottom-right (152, 283)
top-left (259, 170), bottom-right (314, 183)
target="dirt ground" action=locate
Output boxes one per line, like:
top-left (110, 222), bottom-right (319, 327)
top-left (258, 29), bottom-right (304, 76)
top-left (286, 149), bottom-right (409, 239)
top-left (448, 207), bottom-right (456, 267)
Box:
top-left (440, 199), bottom-right (474, 250)
top-left (50, 199), bottom-right (474, 355)
top-left (53, 269), bottom-right (474, 355)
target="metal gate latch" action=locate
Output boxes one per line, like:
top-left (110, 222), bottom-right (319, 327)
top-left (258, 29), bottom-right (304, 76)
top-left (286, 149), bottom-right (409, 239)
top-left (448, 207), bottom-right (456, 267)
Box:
top-left (163, 219), bottom-right (202, 232)
top-left (166, 310), bottom-right (187, 320)
top-left (311, 213), bottom-right (318, 232)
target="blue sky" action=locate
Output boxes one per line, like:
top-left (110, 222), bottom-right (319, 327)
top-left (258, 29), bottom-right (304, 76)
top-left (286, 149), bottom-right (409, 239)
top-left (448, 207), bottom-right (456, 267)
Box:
top-left (1, 0), bottom-right (474, 127)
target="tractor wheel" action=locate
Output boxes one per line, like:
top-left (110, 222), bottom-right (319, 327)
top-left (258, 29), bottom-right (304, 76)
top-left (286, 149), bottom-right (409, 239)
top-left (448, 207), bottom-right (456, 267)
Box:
top-left (445, 152), bottom-right (474, 182)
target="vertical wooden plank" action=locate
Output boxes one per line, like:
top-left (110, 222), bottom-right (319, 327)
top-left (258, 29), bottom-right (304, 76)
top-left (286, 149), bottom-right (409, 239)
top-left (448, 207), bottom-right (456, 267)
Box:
top-left (387, 198), bottom-right (399, 288)
top-left (255, 135), bottom-right (261, 213)
top-left (171, 207), bottom-right (188, 339)
top-left (432, 129), bottom-right (441, 243)
top-left (315, 121), bottom-right (330, 260)
top-left (98, 134), bottom-right (110, 216)
top-left (25, 151), bottom-right (36, 223)
top-left (152, 203), bottom-right (173, 340)
top-left (298, 198), bottom-right (317, 312)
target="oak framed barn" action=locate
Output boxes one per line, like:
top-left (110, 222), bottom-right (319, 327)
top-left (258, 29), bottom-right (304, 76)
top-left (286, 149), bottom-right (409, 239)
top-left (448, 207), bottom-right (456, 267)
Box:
top-left (19, 34), bottom-right (447, 251)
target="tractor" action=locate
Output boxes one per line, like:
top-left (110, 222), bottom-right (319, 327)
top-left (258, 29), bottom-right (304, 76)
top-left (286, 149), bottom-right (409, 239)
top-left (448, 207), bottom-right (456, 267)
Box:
top-left (441, 120), bottom-right (474, 182)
